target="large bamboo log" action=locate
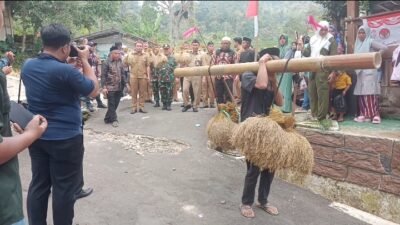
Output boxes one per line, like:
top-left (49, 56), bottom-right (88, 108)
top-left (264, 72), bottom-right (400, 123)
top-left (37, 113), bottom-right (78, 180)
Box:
top-left (174, 52), bottom-right (381, 77)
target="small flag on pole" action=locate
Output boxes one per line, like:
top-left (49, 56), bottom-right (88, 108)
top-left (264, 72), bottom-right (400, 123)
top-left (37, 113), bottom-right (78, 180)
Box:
top-left (183, 27), bottom-right (199, 39)
top-left (246, 0), bottom-right (259, 37)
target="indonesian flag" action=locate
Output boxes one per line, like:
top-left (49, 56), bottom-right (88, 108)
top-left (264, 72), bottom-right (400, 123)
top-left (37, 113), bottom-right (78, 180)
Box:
top-left (183, 27), bottom-right (199, 39)
top-left (246, 0), bottom-right (259, 37)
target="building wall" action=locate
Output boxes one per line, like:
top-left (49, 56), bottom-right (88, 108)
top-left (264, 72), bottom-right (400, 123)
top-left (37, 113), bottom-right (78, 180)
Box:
top-left (296, 127), bottom-right (400, 197)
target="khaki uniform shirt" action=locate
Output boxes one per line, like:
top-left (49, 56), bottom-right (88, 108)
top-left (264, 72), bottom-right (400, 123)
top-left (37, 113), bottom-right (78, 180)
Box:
top-left (123, 51), bottom-right (149, 79)
top-left (201, 52), bottom-right (213, 66)
top-left (188, 51), bottom-right (202, 67)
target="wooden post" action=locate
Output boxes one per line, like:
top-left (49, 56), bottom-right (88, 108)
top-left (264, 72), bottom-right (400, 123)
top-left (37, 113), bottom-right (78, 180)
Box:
top-left (346, 0), bottom-right (359, 54)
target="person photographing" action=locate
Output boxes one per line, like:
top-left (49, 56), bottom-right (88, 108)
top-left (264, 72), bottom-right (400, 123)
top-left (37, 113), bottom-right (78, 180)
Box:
top-left (21, 23), bottom-right (99, 225)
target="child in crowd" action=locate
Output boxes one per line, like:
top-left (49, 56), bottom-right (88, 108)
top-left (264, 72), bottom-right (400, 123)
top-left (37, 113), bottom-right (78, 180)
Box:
top-left (330, 70), bottom-right (352, 122)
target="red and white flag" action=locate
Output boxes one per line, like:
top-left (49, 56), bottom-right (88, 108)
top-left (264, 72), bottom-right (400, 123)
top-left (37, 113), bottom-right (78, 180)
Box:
top-left (246, 0), bottom-right (259, 37)
top-left (183, 27), bottom-right (199, 39)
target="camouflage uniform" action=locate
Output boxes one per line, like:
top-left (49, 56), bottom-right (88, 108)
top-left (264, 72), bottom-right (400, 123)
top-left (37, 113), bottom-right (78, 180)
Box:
top-left (158, 55), bottom-right (177, 109)
top-left (151, 54), bottom-right (161, 104)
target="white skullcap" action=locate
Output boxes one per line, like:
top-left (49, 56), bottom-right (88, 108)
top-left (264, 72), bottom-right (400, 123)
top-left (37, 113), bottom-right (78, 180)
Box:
top-left (221, 36), bottom-right (231, 42)
top-left (318, 21), bottom-right (329, 29)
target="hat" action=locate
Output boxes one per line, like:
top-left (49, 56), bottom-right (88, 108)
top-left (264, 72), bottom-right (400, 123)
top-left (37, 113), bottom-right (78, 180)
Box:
top-left (162, 44), bottom-right (170, 49)
top-left (221, 36), bottom-right (231, 42)
top-left (243, 37), bottom-right (252, 43)
top-left (88, 41), bottom-right (97, 47)
top-left (110, 46), bottom-right (119, 52)
top-left (258, 47), bottom-right (280, 58)
top-left (207, 41), bottom-right (214, 46)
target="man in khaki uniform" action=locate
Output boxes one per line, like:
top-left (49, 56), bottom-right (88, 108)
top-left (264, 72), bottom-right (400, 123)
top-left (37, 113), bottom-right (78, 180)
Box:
top-left (182, 39), bottom-right (202, 112)
top-left (200, 41), bottom-right (216, 108)
top-left (124, 41), bottom-right (150, 113)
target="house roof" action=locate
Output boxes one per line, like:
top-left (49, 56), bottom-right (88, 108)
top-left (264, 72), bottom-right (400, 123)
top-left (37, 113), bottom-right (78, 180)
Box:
top-left (73, 28), bottom-right (158, 46)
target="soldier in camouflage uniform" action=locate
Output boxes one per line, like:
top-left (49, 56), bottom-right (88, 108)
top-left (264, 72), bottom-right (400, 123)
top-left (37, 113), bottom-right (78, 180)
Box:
top-left (157, 44), bottom-right (177, 111)
top-left (151, 47), bottom-right (162, 107)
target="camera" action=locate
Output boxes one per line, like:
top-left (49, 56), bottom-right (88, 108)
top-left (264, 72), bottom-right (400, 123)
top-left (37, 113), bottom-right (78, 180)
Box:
top-left (302, 35), bottom-right (310, 45)
top-left (69, 45), bottom-right (85, 57)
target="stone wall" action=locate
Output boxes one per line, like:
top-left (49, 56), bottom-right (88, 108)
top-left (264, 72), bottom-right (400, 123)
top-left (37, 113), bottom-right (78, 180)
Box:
top-left (297, 128), bottom-right (400, 197)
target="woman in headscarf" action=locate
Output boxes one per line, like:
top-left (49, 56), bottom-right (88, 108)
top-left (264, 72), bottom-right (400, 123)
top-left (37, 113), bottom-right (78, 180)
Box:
top-left (277, 34), bottom-right (292, 112)
top-left (353, 25), bottom-right (387, 124)
top-left (303, 21), bottom-right (337, 128)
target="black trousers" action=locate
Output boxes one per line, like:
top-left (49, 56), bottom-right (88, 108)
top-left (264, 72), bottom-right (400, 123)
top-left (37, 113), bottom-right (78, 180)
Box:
top-left (215, 78), bottom-right (233, 104)
top-left (27, 134), bottom-right (84, 225)
top-left (104, 91), bottom-right (122, 123)
top-left (95, 95), bottom-right (103, 105)
top-left (242, 160), bottom-right (275, 206)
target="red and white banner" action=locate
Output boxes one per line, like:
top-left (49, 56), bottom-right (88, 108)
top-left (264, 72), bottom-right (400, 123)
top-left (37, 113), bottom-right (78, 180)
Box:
top-left (367, 11), bottom-right (400, 46)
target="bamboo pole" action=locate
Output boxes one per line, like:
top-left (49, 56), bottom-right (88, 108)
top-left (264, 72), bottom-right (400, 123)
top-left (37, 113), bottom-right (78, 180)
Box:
top-left (174, 52), bottom-right (381, 77)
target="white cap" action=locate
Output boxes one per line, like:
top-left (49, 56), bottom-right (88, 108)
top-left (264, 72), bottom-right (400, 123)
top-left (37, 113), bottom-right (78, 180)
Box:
top-left (221, 36), bottom-right (231, 42)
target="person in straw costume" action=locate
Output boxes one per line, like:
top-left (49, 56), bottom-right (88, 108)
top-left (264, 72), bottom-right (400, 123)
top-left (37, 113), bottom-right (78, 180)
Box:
top-left (239, 48), bottom-right (283, 218)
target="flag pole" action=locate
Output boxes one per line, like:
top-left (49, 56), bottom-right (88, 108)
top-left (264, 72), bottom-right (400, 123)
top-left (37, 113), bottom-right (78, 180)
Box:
top-left (254, 15), bottom-right (258, 62)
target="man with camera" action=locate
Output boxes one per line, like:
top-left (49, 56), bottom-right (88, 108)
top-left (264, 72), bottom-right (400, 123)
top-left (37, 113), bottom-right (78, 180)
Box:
top-left (21, 23), bottom-right (99, 225)
top-left (0, 50), bottom-right (48, 225)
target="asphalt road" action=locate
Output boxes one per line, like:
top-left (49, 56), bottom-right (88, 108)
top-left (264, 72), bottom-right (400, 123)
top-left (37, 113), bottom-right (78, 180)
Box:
top-left (17, 98), bottom-right (368, 225)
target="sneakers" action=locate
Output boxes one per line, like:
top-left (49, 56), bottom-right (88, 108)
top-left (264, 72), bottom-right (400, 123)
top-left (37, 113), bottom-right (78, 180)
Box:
top-left (130, 109), bottom-right (137, 114)
top-left (87, 104), bottom-right (95, 112)
top-left (97, 103), bottom-right (107, 108)
top-left (139, 108), bottom-right (147, 113)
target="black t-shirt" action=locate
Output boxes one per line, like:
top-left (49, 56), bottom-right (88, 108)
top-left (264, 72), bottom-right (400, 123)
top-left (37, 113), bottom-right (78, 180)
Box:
top-left (240, 72), bottom-right (275, 122)
top-left (239, 49), bottom-right (255, 63)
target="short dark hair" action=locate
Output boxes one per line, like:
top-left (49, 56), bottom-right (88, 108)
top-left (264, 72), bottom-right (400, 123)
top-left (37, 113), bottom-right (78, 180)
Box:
top-left (40, 23), bottom-right (71, 49)
top-left (192, 39), bottom-right (200, 44)
top-left (115, 42), bottom-right (122, 47)
top-left (110, 46), bottom-right (119, 52)
top-left (207, 41), bottom-right (214, 46)
top-left (233, 37), bottom-right (242, 44)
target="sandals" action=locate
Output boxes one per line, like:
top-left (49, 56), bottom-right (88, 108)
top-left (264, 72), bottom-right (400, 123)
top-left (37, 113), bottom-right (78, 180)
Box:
top-left (240, 204), bottom-right (255, 218)
top-left (256, 203), bottom-right (279, 216)
top-left (354, 116), bottom-right (371, 123)
top-left (372, 116), bottom-right (381, 124)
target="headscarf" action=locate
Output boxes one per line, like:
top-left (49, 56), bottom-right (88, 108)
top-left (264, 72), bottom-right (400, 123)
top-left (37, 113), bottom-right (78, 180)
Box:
top-left (354, 25), bottom-right (373, 54)
top-left (309, 21), bottom-right (333, 57)
top-left (278, 34), bottom-right (289, 59)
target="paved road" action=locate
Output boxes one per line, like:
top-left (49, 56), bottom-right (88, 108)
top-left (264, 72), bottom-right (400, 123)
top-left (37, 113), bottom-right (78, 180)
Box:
top-left (18, 98), bottom-right (368, 225)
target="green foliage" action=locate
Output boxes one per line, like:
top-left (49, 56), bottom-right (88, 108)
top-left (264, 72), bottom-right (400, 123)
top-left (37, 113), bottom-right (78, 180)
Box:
top-left (121, 1), bottom-right (168, 43)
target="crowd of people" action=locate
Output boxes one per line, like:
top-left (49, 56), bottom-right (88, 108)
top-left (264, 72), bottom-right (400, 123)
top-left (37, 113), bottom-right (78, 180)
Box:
top-left (0, 16), bottom-right (399, 225)
top-left (80, 19), bottom-right (396, 130)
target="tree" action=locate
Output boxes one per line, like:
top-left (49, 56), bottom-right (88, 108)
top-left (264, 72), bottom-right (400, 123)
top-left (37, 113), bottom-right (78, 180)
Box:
top-left (8, 1), bottom-right (121, 52)
top-left (121, 1), bottom-right (167, 43)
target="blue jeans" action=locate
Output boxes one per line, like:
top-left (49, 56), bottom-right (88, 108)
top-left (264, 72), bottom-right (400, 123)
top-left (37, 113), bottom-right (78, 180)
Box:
top-left (12, 219), bottom-right (26, 225)
top-left (302, 88), bottom-right (310, 110)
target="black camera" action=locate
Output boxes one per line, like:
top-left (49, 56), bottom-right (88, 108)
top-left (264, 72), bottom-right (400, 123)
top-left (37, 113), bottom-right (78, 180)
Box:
top-left (69, 45), bottom-right (85, 57)
top-left (302, 35), bottom-right (310, 45)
